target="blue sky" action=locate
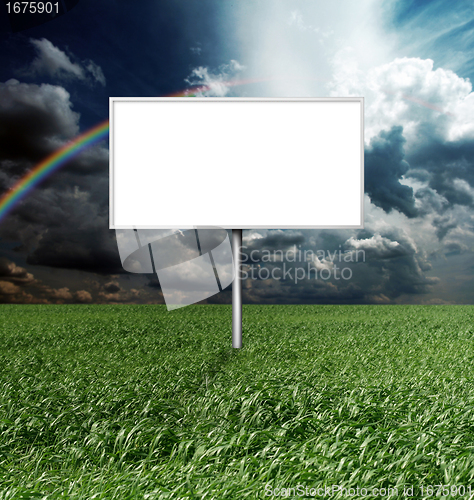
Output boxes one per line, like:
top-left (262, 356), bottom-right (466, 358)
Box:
top-left (0, 0), bottom-right (473, 305)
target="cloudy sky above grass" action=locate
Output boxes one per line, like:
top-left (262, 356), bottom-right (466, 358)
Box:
top-left (0, 0), bottom-right (473, 304)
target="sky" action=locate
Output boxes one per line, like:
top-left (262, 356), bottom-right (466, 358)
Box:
top-left (0, 0), bottom-right (473, 305)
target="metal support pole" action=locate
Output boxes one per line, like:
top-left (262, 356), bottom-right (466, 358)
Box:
top-left (232, 229), bottom-right (242, 348)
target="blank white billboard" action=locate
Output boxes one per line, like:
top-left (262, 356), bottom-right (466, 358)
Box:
top-left (110, 98), bottom-right (364, 229)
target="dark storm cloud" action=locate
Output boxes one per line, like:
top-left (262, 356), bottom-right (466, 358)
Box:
top-left (364, 126), bottom-right (418, 218)
top-left (25, 236), bottom-right (120, 274)
top-left (24, 201), bottom-right (122, 275)
top-left (0, 79), bottom-right (79, 165)
top-left (344, 229), bottom-right (437, 297)
top-left (0, 77), bottom-right (121, 275)
top-left (240, 278), bottom-right (367, 305)
top-left (373, 253), bottom-right (437, 296)
top-left (444, 241), bottom-right (468, 256)
top-left (408, 137), bottom-right (474, 209)
top-left (232, 226), bottom-right (439, 305)
top-left (432, 215), bottom-right (457, 240)
top-left (0, 164), bottom-right (120, 274)
top-left (104, 281), bottom-right (121, 293)
top-left (414, 186), bottom-right (449, 214)
top-left (0, 78), bottom-right (108, 182)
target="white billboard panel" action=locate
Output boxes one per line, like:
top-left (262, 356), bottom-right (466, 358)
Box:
top-left (110, 98), bottom-right (364, 229)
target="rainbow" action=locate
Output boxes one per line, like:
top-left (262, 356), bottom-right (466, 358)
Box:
top-left (0, 119), bottom-right (109, 223)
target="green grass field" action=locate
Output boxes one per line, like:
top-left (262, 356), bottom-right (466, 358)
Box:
top-left (1, 305), bottom-right (474, 499)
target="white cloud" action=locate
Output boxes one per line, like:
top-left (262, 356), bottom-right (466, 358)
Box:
top-left (27, 38), bottom-right (106, 86)
top-left (185, 60), bottom-right (245, 97)
top-left (30, 38), bottom-right (84, 80)
top-left (331, 56), bottom-right (474, 145)
top-left (345, 233), bottom-right (416, 259)
top-left (85, 60), bottom-right (106, 86)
